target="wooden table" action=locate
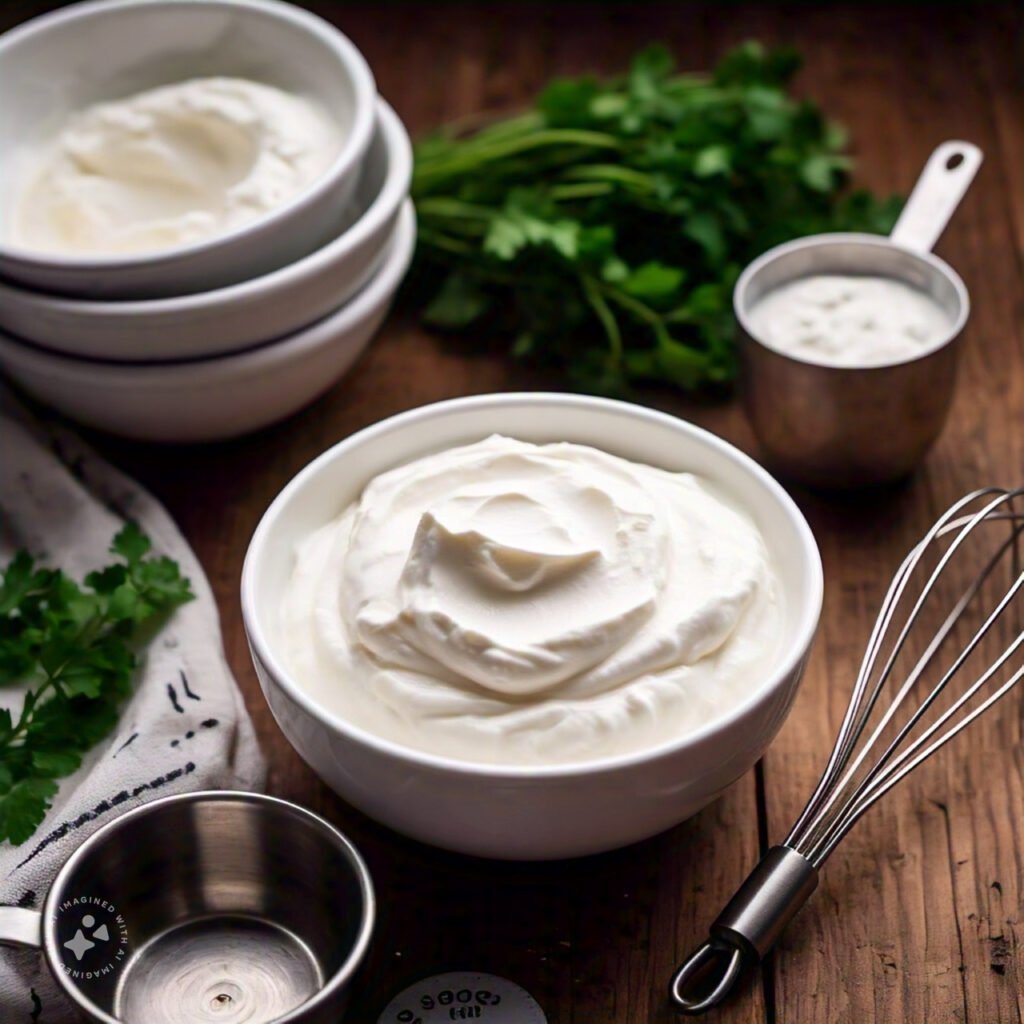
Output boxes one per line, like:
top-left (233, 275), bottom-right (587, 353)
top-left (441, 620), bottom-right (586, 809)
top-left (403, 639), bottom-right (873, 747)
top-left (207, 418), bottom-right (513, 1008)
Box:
top-left (5, 3), bottom-right (1024, 1021)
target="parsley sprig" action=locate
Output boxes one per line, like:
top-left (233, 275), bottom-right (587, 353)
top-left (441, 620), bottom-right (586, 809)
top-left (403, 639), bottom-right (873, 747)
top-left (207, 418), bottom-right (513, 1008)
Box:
top-left (409, 42), bottom-right (903, 394)
top-left (0, 525), bottom-right (193, 845)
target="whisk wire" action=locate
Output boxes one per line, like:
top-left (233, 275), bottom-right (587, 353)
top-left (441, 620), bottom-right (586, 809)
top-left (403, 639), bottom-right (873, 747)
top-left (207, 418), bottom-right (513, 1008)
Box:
top-left (786, 489), bottom-right (1024, 864)
top-left (784, 488), bottom-right (1005, 847)
top-left (810, 574), bottom-right (1024, 865)
top-left (799, 524), bottom-right (1024, 860)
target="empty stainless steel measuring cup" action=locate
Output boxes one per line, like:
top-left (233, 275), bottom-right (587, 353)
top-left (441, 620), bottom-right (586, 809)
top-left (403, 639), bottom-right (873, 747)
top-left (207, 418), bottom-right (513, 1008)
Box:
top-left (0, 791), bottom-right (374, 1023)
top-left (735, 141), bottom-right (982, 488)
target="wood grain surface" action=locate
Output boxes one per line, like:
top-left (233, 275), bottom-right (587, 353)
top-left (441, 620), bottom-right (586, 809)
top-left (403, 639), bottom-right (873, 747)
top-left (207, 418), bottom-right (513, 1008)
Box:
top-left (2, 3), bottom-right (1023, 1022)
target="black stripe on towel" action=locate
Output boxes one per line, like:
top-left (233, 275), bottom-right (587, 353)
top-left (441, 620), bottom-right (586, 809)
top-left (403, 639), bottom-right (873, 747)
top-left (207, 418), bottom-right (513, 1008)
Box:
top-left (14, 762), bottom-right (197, 870)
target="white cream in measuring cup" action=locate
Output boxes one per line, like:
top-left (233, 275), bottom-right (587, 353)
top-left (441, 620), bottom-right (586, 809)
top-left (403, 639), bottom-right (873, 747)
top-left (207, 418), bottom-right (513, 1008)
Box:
top-left (748, 274), bottom-right (952, 367)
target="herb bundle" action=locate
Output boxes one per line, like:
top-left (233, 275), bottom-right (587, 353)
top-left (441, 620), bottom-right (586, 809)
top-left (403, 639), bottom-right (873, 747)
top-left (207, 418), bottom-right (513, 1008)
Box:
top-left (409, 42), bottom-right (902, 394)
top-left (0, 525), bottom-right (193, 844)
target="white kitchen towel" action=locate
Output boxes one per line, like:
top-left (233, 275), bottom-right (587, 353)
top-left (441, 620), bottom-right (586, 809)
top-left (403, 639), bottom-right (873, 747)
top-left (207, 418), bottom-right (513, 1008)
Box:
top-left (0, 389), bottom-right (266, 1021)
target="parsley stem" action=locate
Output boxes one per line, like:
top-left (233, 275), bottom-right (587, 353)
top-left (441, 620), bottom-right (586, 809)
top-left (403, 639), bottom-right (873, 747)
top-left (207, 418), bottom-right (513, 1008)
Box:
top-left (7, 681), bottom-right (50, 747)
top-left (581, 274), bottom-right (623, 369)
top-left (663, 308), bottom-right (695, 324)
top-left (598, 282), bottom-right (666, 328)
top-left (433, 110), bottom-right (542, 143)
top-left (415, 198), bottom-right (495, 220)
top-left (414, 129), bottom-right (622, 189)
top-left (548, 183), bottom-right (613, 201)
top-left (417, 229), bottom-right (476, 255)
top-left (561, 164), bottom-right (658, 191)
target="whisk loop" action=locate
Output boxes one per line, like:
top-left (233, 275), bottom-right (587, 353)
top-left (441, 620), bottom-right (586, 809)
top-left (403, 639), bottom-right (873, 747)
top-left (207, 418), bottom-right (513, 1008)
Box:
top-left (671, 488), bottom-right (1024, 1015)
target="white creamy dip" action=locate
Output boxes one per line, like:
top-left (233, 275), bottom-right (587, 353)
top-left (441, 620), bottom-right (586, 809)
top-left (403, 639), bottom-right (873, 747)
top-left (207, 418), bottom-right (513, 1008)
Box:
top-left (12, 77), bottom-right (341, 256)
top-left (281, 436), bottom-right (783, 766)
top-left (748, 274), bottom-right (951, 367)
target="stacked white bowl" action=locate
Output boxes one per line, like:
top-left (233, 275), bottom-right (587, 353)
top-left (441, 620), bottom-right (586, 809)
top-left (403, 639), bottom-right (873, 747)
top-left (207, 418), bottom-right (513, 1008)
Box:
top-left (0, 0), bottom-right (414, 442)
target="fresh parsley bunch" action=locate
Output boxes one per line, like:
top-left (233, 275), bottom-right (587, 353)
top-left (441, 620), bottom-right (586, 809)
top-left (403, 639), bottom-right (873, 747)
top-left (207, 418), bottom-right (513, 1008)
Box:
top-left (409, 41), bottom-right (902, 394)
top-left (0, 524), bottom-right (193, 845)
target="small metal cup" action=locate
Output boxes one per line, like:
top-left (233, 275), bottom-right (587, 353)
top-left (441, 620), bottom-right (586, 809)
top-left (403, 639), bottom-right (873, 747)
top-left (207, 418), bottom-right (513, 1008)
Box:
top-left (735, 141), bottom-right (981, 489)
top-left (0, 791), bottom-right (375, 1024)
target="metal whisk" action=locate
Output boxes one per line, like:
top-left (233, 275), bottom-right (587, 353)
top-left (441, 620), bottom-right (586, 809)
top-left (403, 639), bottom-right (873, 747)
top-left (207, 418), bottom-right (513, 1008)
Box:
top-left (670, 487), bottom-right (1024, 1015)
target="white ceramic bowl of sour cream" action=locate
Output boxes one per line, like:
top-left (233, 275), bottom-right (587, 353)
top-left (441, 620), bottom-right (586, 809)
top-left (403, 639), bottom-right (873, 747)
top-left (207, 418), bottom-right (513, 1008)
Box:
top-left (241, 395), bottom-right (824, 859)
top-left (0, 0), bottom-right (376, 298)
top-left (0, 101), bottom-right (411, 361)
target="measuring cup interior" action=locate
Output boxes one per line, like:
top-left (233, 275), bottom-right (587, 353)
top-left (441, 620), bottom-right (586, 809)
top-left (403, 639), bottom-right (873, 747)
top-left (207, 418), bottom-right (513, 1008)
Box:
top-left (735, 232), bottom-right (968, 355)
top-left (44, 793), bottom-right (373, 1024)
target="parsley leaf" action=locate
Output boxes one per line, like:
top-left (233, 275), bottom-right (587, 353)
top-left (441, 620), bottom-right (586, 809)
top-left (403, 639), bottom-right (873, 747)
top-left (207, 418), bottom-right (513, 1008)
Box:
top-left (0, 525), bottom-right (193, 845)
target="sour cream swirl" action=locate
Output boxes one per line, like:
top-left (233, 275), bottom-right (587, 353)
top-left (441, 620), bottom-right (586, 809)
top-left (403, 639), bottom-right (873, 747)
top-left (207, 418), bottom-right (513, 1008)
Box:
top-left (281, 436), bottom-right (782, 765)
top-left (12, 77), bottom-right (341, 257)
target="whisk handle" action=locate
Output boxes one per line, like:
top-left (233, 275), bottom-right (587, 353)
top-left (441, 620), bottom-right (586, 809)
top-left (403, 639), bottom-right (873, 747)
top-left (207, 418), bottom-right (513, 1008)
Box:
top-left (670, 846), bottom-right (818, 1015)
top-left (710, 845), bottom-right (819, 958)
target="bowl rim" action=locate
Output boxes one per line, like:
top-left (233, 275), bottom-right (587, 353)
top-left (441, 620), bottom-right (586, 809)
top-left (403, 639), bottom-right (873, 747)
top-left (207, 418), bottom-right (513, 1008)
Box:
top-left (43, 789), bottom-right (376, 1024)
top-left (241, 393), bottom-right (825, 780)
top-left (733, 231), bottom-right (971, 371)
top-left (0, 0), bottom-right (377, 273)
top-left (0, 99), bottom-right (411, 322)
top-left (0, 200), bottom-right (415, 382)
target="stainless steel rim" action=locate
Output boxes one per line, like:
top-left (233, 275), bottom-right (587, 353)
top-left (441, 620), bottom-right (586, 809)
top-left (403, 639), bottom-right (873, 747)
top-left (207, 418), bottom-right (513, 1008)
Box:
top-left (42, 790), bottom-right (375, 1023)
top-left (732, 232), bottom-right (970, 370)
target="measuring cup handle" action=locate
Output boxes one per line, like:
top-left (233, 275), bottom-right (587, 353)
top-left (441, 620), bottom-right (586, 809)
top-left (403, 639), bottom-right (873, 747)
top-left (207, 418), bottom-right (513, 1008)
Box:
top-left (889, 140), bottom-right (983, 254)
top-left (0, 907), bottom-right (42, 949)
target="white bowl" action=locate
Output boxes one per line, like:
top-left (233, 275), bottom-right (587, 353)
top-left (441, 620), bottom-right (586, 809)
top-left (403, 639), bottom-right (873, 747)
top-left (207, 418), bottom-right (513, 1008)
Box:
top-left (241, 395), bottom-right (823, 859)
top-left (0, 202), bottom-right (414, 442)
top-left (0, 0), bottom-right (377, 299)
top-left (0, 101), bottom-right (411, 362)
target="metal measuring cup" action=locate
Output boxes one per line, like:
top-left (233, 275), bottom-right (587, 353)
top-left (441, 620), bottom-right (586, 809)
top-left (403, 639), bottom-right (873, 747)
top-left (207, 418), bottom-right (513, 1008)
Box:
top-left (734, 141), bottom-right (982, 488)
top-left (0, 791), bottom-right (374, 1023)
